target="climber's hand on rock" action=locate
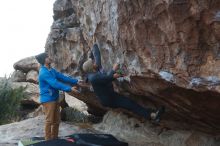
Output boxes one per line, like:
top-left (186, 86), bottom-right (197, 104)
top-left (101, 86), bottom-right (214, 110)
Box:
top-left (113, 63), bottom-right (120, 71)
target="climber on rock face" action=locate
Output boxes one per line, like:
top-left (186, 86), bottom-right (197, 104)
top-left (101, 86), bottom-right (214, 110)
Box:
top-left (82, 42), bottom-right (165, 123)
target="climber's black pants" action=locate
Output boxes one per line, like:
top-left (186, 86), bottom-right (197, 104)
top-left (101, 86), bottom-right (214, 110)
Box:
top-left (99, 92), bottom-right (153, 119)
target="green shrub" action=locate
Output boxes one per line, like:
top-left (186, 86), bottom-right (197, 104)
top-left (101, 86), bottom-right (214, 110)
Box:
top-left (0, 77), bottom-right (26, 124)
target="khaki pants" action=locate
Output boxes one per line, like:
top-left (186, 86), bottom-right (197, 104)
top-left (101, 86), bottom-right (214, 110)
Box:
top-left (42, 101), bottom-right (60, 140)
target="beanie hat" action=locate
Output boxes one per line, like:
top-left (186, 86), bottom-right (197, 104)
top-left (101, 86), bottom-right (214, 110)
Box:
top-left (35, 53), bottom-right (48, 65)
top-left (83, 59), bottom-right (94, 73)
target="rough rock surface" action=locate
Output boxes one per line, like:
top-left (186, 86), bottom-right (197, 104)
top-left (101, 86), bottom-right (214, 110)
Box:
top-left (0, 113), bottom-right (219, 146)
top-left (0, 116), bottom-right (80, 146)
top-left (10, 70), bottom-right (26, 82)
top-left (44, 0), bottom-right (220, 135)
top-left (11, 82), bottom-right (39, 105)
top-left (65, 93), bottom-right (88, 114)
top-left (26, 70), bottom-right (38, 83)
top-left (12, 57), bottom-right (40, 106)
top-left (94, 111), bottom-right (220, 146)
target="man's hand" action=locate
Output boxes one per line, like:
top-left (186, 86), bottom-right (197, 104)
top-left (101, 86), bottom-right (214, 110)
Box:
top-left (71, 86), bottom-right (80, 94)
top-left (77, 80), bottom-right (90, 88)
top-left (113, 73), bottom-right (121, 79)
top-left (113, 63), bottom-right (119, 71)
top-left (77, 80), bottom-right (84, 86)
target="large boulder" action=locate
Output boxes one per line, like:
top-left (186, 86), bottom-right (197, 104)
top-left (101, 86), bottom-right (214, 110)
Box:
top-left (45, 0), bottom-right (220, 135)
top-left (13, 56), bottom-right (39, 73)
top-left (94, 111), bottom-right (220, 146)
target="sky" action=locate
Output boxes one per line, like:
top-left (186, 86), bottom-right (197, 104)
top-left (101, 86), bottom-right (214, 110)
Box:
top-left (0, 0), bottom-right (55, 77)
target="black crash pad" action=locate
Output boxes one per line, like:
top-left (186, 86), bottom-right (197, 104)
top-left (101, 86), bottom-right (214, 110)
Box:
top-left (20, 134), bottom-right (128, 146)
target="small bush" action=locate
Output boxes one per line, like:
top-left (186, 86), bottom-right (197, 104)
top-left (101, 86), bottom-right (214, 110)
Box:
top-left (61, 107), bottom-right (89, 123)
top-left (61, 107), bottom-right (102, 124)
top-left (0, 77), bottom-right (26, 124)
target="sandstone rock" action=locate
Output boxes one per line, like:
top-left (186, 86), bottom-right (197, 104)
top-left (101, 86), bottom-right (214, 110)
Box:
top-left (26, 70), bottom-right (38, 83)
top-left (10, 70), bottom-right (26, 82)
top-left (13, 56), bottom-right (39, 73)
top-left (68, 88), bottom-right (108, 116)
top-left (61, 107), bottom-right (90, 123)
top-left (0, 116), bottom-right (79, 145)
top-left (65, 28), bottom-right (81, 42)
top-left (11, 82), bottom-right (40, 105)
top-left (1, 113), bottom-right (219, 146)
top-left (26, 105), bottom-right (43, 118)
top-left (44, 0), bottom-right (220, 135)
top-left (94, 111), bottom-right (220, 146)
top-left (65, 93), bottom-right (88, 114)
top-left (53, 0), bottom-right (75, 21)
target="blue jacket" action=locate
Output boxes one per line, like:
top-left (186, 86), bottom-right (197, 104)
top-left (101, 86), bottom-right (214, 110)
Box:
top-left (38, 66), bottom-right (78, 103)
